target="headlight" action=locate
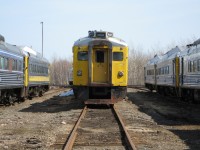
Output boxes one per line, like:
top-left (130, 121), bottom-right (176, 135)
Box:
top-left (118, 71), bottom-right (124, 77)
top-left (77, 70), bottom-right (82, 76)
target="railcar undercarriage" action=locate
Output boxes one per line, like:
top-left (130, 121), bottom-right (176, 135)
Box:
top-left (28, 85), bottom-right (49, 99)
top-left (0, 88), bottom-right (23, 105)
top-left (73, 86), bottom-right (127, 104)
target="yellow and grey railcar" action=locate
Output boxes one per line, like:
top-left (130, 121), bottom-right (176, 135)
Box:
top-left (21, 46), bottom-right (50, 98)
top-left (73, 31), bottom-right (128, 104)
top-left (0, 35), bottom-right (50, 104)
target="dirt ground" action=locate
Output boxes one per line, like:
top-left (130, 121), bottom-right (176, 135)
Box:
top-left (116, 88), bottom-right (200, 150)
top-left (0, 88), bottom-right (84, 150)
top-left (0, 88), bottom-right (200, 150)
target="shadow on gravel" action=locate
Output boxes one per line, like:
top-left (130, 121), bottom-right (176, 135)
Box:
top-left (127, 89), bottom-right (200, 149)
top-left (19, 96), bottom-right (84, 113)
top-left (128, 90), bottom-right (200, 125)
top-left (170, 129), bottom-right (200, 150)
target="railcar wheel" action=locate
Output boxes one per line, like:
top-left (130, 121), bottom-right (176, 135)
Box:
top-left (39, 91), bottom-right (43, 97)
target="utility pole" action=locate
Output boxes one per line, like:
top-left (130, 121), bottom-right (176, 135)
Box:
top-left (40, 22), bottom-right (43, 57)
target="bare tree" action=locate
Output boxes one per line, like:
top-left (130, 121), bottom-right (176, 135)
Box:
top-left (49, 56), bottom-right (72, 85)
top-left (128, 46), bottom-right (151, 85)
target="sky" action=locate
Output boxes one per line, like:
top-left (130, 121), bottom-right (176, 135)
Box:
top-left (1, 0), bottom-right (200, 61)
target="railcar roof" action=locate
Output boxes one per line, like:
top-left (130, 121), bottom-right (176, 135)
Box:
top-left (187, 44), bottom-right (200, 55)
top-left (19, 46), bottom-right (49, 64)
top-left (0, 42), bottom-right (24, 56)
top-left (146, 54), bottom-right (162, 66)
top-left (74, 36), bottom-right (128, 47)
top-left (158, 46), bottom-right (181, 62)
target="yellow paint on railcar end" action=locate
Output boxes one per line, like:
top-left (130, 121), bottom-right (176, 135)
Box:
top-left (24, 56), bottom-right (29, 87)
top-left (112, 46), bottom-right (128, 86)
top-left (175, 57), bottom-right (180, 87)
top-left (73, 46), bottom-right (89, 85)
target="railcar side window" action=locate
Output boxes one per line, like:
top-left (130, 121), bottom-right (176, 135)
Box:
top-left (157, 66), bottom-right (169, 75)
top-left (165, 66), bottom-right (169, 74)
top-left (96, 51), bottom-right (104, 62)
top-left (0, 56), bottom-right (4, 69)
top-left (198, 60), bottom-right (200, 71)
top-left (12, 59), bottom-right (14, 70)
top-left (78, 51), bottom-right (88, 61)
top-left (17, 60), bottom-right (22, 71)
top-left (12, 59), bottom-right (17, 70)
top-left (193, 60), bottom-right (197, 72)
top-left (188, 61), bottom-right (194, 72)
top-left (147, 69), bottom-right (154, 75)
top-left (113, 52), bottom-right (123, 61)
top-left (167, 66), bottom-right (169, 74)
top-left (30, 64), bottom-right (32, 73)
top-left (4, 58), bottom-right (8, 70)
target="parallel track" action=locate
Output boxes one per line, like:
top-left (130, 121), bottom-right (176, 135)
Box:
top-left (63, 104), bottom-right (137, 150)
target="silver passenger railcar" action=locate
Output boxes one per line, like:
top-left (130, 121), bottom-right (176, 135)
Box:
top-left (0, 35), bottom-right (24, 104)
top-left (144, 39), bottom-right (200, 102)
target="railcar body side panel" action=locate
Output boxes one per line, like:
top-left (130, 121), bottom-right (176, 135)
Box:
top-left (0, 48), bottom-right (24, 89)
top-left (181, 51), bottom-right (200, 89)
top-left (156, 59), bottom-right (174, 86)
top-left (144, 65), bottom-right (155, 85)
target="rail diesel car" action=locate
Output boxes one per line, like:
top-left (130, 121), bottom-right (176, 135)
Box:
top-left (144, 38), bottom-right (200, 102)
top-left (0, 34), bottom-right (49, 104)
top-left (73, 31), bottom-right (128, 104)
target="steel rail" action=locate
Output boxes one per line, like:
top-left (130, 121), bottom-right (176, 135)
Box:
top-left (63, 106), bottom-right (87, 150)
top-left (113, 105), bottom-right (137, 150)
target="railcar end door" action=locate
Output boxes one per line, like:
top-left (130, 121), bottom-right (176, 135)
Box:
top-left (92, 49), bottom-right (109, 83)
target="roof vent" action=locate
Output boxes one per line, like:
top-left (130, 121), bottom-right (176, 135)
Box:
top-left (0, 34), bottom-right (5, 42)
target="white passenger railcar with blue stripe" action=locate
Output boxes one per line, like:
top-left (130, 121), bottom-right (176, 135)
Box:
top-left (145, 39), bottom-right (200, 102)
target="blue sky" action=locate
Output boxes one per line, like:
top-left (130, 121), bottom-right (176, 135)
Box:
top-left (1, 0), bottom-right (200, 61)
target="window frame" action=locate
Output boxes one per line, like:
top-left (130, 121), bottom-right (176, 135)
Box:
top-left (113, 52), bottom-right (123, 61)
top-left (77, 51), bottom-right (88, 61)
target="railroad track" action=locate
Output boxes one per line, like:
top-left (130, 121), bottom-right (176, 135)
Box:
top-left (63, 104), bottom-right (137, 150)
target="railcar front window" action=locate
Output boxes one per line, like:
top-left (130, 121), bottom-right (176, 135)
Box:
top-left (96, 51), bottom-right (104, 63)
top-left (78, 51), bottom-right (88, 61)
top-left (113, 52), bottom-right (123, 61)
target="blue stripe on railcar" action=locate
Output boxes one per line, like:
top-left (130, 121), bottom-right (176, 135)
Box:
top-left (0, 49), bottom-right (23, 60)
top-left (183, 74), bottom-right (200, 86)
top-left (156, 75), bottom-right (175, 86)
